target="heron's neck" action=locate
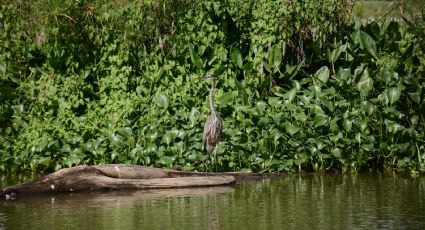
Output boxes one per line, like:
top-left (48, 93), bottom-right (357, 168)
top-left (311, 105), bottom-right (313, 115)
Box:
top-left (209, 78), bottom-right (217, 114)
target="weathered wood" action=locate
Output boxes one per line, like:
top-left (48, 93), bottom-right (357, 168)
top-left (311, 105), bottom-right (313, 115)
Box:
top-left (1, 164), bottom-right (286, 198)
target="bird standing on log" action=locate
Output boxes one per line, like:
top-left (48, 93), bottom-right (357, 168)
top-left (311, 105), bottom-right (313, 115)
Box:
top-left (200, 74), bottom-right (223, 172)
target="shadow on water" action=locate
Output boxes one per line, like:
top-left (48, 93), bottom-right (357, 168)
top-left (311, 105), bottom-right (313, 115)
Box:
top-left (1, 173), bottom-right (425, 230)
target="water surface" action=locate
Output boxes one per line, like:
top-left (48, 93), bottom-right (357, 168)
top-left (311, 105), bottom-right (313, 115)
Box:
top-left (1, 173), bottom-right (424, 229)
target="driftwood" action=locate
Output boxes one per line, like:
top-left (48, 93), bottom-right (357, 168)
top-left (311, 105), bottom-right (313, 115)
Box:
top-left (1, 164), bottom-right (286, 198)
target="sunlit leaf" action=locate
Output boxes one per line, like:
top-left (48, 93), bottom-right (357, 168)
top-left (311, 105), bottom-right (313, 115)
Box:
top-left (119, 127), bottom-right (133, 138)
top-left (352, 30), bottom-right (377, 58)
top-left (385, 119), bottom-right (404, 133)
top-left (256, 101), bottom-right (267, 113)
top-left (320, 98), bottom-right (334, 112)
top-left (285, 122), bottom-right (300, 135)
top-left (315, 66), bottom-right (329, 84)
top-left (231, 46), bottom-right (243, 68)
top-left (313, 114), bottom-right (328, 127)
top-left (38, 157), bottom-right (52, 167)
top-left (61, 144), bottom-right (71, 153)
top-left (408, 89), bottom-right (421, 103)
top-left (387, 86), bottom-right (402, 105)
top-left (330, 117), bottom-right (341, 132)
top-left (336, 68), bottom-right (351, 81)
top-left (283, 88), bottom-right (297, 102)
top-left (268, 45), bottom-right (282, 69)
top-left (357, 68), bottom-right (373, 97)
top-left (189, 107), bottom-right (200, 127)
top-left (361, 100), bottom-right (375, 115)
top-left (110, 134), bottom-right (123, 146)
top-left (331, 148), bottom-right (342, 158)
top-left (381, 69), bottom-right (398, 84)
top-left (189, 45), bottom-right (202, 69)
top-left (355, 133), bottom-right (361, 143)
top-left (311, 105), bottom-right (325, 115)
top-left (155, 93), bottom-right (169, 108)
top-left (329, 44), bottom-right (346, 63)
top-left (343, 119), bottom-right (352, 132)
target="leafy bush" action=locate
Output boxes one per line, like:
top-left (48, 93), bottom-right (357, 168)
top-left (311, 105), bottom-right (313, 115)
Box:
top-left (0, 0), bottom-right (424, 174)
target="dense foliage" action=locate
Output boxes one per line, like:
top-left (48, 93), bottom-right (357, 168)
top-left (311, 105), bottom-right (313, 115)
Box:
top-left (1, 0), bottom-right (424, 174)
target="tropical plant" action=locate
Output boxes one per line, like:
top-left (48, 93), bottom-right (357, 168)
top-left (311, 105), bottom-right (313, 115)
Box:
top-left (0, 0), bottom-right (424, 175)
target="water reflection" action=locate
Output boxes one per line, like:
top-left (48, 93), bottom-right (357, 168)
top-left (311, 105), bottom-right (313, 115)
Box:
top-left (1, 173), bottom-right (424, 229)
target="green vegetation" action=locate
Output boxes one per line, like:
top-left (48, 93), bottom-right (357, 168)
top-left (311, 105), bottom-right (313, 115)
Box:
top-left (0, 0), bottom-right (424, 174)
top-left (354, 0), bottom-right (425, 21)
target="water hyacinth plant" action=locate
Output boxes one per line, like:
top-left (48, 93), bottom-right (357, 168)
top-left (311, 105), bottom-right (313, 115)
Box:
top-left (0, 0), bottom-right (424, 174)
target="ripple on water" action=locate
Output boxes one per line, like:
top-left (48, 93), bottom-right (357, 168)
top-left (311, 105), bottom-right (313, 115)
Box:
top-left (1, 173), bottom-right (425, 230)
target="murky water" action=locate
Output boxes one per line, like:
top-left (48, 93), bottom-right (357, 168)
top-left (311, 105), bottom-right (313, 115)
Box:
top-left (1, 173), bottom-right (425, 229)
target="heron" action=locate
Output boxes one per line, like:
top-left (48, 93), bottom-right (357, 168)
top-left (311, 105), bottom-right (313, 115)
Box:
top-left (200, 74), bottom-right (223, 173)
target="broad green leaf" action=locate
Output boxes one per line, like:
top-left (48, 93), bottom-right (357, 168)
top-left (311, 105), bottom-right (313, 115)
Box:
top-left (313, 114), bottom-right (328, 127)
top-left (234, 79), bottom-right (248, 105)
top-left (385, 119), bottom-right (404, 133)
top-left (155, 93), bottom-right (169, 108)
top-left (330, 117), bottom-right (341, 132)
top-left (336, 68), bottom-right (351, 81)
top-left (158, 156), bottom-right (174, 166)
top-left (61, 144), bottom-right (71, 153)
top-left (387, 86), bottom-right (401, 105)
top-left (343, 119), bottom-right (352, 132)
top-left (355, 133), bottom-right (361, 143)
top-left (381, 69), bottom-right (398, 84)
top-left (315, 66), bottom-right (329, 84)
top-left (242, 61), bottom-right (254, 72)
top-left (293, 112), bottom-right (307, 122)
top-left (361, 100), bottom-right (375, 115)
top-left (163, 131), bottom-right (177, 145)
top-left (329, 44), bottom-right (345, 63)
top-left (295, 153), bottom-right (308, 165)
top-left (331, 148), bottom-right (342, 158)
top-left (11, 104), bottom-right (24, 116)
top-left (66, 136), bottom-right (81, 145)
top-left (285, 122), bottom-right (300, 135)
top-left (38, 157), bottom-right (52, 167)
top-left (255, 101), bottom-right (267, 113)
top-left (329, 132), bottom-right (343, 142)
top-left (119, 127), bottom-right (133, 138)
top-left (273, 131), bottom-right (283, 143)
top-left (268, 45), bottom-right (282, 71)
top-left (110, 134), bottom-right (123, 146)
top-left (218, 91), bottom-right (237, 105)
top-left (268, 97), bottom-right (282, 107)
top-left (189, 107), bottom-right (200, 127)
top-left (283, 88), bottom-right (297, 102)
top-left (213, 65), bottom-right (226, 76)
top-left (353, 30), bottom-right (377, 58)
top-left (359, 120), bottom-right (368, 131)
top-left (357, 68), bottom-right (373, 97)
top-left (231, 47), bottom-right (243, 68)
top-left (408, 89), bottom-right (421, 103)
top-left (189, 45), bottom-right (202, 69)
top-left (311, 104), bottom-right (325, 115)
top-left (320, 99), bottom-right (334, 112)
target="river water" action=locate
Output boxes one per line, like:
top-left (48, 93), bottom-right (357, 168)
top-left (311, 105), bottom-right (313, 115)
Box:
top-left (1, 173), bottom-right (424, 229)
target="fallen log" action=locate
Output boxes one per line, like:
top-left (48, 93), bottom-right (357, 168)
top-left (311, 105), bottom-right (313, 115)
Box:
top-left (1, 164), bottom-right (286, 198)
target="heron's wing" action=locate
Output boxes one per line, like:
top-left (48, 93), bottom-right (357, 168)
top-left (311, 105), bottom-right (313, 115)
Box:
top-left (203, 114), bottom-right (223, 153)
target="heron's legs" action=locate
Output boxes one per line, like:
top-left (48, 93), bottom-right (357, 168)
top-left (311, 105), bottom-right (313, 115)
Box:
top-left (204, 154), bottom-right (210, 176)
top-left (214, 147), bottom-right (218, 173)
